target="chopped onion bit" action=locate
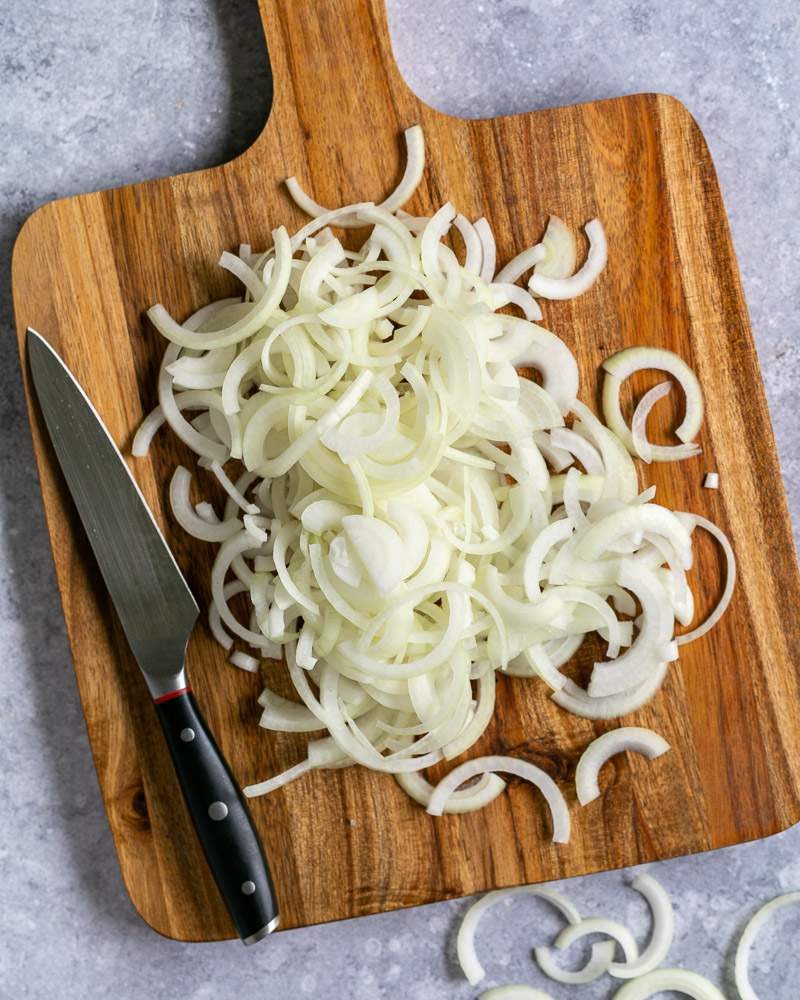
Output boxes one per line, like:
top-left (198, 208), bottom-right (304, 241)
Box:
top-left (703, 471), bottom-right (719, 489)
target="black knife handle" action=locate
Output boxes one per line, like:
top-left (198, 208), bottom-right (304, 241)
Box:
top-left (154, 687), bottom-right (279, 943)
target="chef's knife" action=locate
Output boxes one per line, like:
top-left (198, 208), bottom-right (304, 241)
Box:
top-left (26, 328), bottom-right (279, 944)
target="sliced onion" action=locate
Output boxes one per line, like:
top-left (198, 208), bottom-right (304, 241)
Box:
top-left (529, 219), bottom-right (606, 300)
top-left (735, 891), bottom-right (800, 1000)
top-left (534, 939), bottom-right (616, 984)
top-left (551, 666), bottom-right (668, 720)
top-left (602, 347), bottom-right (704, 461)
top-left (609, 874), bottom-right (675, 979)
top-left (427, 755), bottom-right (570, 843)
top-left (474, 217), bottom-right (496, 283)
top-left (575, 728), bottom-right (670, 805)
top-left (395, 770), bottom-right (506, 813)
top-left (675, 513), bottom-right (735, 646)
top-left (532, 215), bottom-right (577, 279)
top-left (131, 405), bottom-right (165, 457)
top-left (285, 125), bottom-right (424, 224)
top-left (229, 650), bottom-right (260, 673)
top-left (243, 758), bottom-right (313, 798)
top-left (457, 886), bottom-right (581, 985)
top-left (630, 381), bottom-right (671, 463)
top-left (703, 471), bottom-right (719, 489)
top-left (495, 244), bottom-right (547, 284)
top-left (544, 916), bottom-right (639, 969)
top-left (169, 466), bottom-right (241, 542)
top-left (138, 124), bottom-right (733, 812)
top-left (611, 967), bottom-right (725, 999)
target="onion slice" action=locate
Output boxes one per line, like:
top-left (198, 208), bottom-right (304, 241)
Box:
top-left (675, 513), bottom-right (736, 646)
top-left (575, 728), bottom-right (670, 805)
top-left (534, 939), bottom-right (616, 984)
top-left (609, 874), bottom-right (675, 979)
top-left (457, 886), bottom-right (581, 985)
top-left (602, 347), bottom-right (704, 461)
top-left (735, 891), bottom-right (800, 1000)
top-left (532, 215), bottom-right (577, 279)
top-left (611, 967), bottom-right (725, 999)
top-left (395, 770), bottom-right (506, 814)
top-left (529, 219), bottom-right (607, 300)
top-left (479, 988), bottom-right (553, 1000)
top-left (427, 755), bottom-right (570, 844)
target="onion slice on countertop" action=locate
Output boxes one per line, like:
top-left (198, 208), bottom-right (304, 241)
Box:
top-left (609, 874), bottom-right (675, 979)
top-left (427, 755), bottom-right (570, 844)
top-left (735, 892), bottom-right (800, 1000)
top-left (611, 968), bottom-right (725, 999)
top-left (534, 939), bottom-right (616, 984)
top-left (703, 471), bottom-right (719, 489)
top-left (457, 886), bottom-right (582, 985)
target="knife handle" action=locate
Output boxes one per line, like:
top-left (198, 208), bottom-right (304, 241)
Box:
top-left (154, 687), bottom-right (279, 943)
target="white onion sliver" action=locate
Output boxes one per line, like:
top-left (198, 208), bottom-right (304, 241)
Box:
top-left (675, 513), bottom-right (736, 646)
top-left (704, 472), bottom-right (719, 489)
top-left (457, 886), bottom-right (581, 986)
top-left (535, 939), bottom-right (616, 984)
top-left (427, 755), bottom-right (569, 843)
top-left (479, 988), bottom-right (553, 1000)
top-left (529, 219), bottom-right (606, 300)
top-left (244, 759), bottom-right (313, 798)
top-left (734, 892), bottom-right (800, 1000)
top-left (395, 770), bottom-right (506, 814)
top-left (609, 874), bottom-right (675, 979)
top-left (611, 967), bottom-right (725, 999)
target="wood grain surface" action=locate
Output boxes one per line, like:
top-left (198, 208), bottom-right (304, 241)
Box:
top-left (11, 0), bottom-right (800, 941)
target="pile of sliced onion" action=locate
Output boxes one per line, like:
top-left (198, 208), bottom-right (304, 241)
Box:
top-left (136, 123), bottom-right (735, 823)
top-left (458, 872), bottom-right (730, 997)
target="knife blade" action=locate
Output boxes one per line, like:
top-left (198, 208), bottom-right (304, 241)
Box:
top-left (27, 328), bottom-right (279, 944)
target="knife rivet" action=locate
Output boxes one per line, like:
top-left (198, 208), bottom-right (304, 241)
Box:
top-left (180, 728), bottom-right (195, 742)
top-left (241, 881), bottom-right (256, 895)
top-left (208, 801), bottom-right (229, 821)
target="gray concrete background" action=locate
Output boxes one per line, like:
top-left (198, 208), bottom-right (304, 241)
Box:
top-left (1, 1), bottom-right (798, 997)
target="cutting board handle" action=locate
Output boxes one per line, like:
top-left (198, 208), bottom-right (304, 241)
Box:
top-left (250, 0), bottom-right (420, 170)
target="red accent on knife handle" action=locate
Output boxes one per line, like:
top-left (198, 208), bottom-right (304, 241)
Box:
top-left (153, 685), bottom-right (191, 705)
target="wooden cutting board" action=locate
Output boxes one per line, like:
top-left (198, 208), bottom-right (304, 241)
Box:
top-left (12, 0), bottom-right (800, 941)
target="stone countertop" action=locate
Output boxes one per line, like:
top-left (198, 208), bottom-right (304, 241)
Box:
top-left (1, 1), bottom-right (798, 997)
